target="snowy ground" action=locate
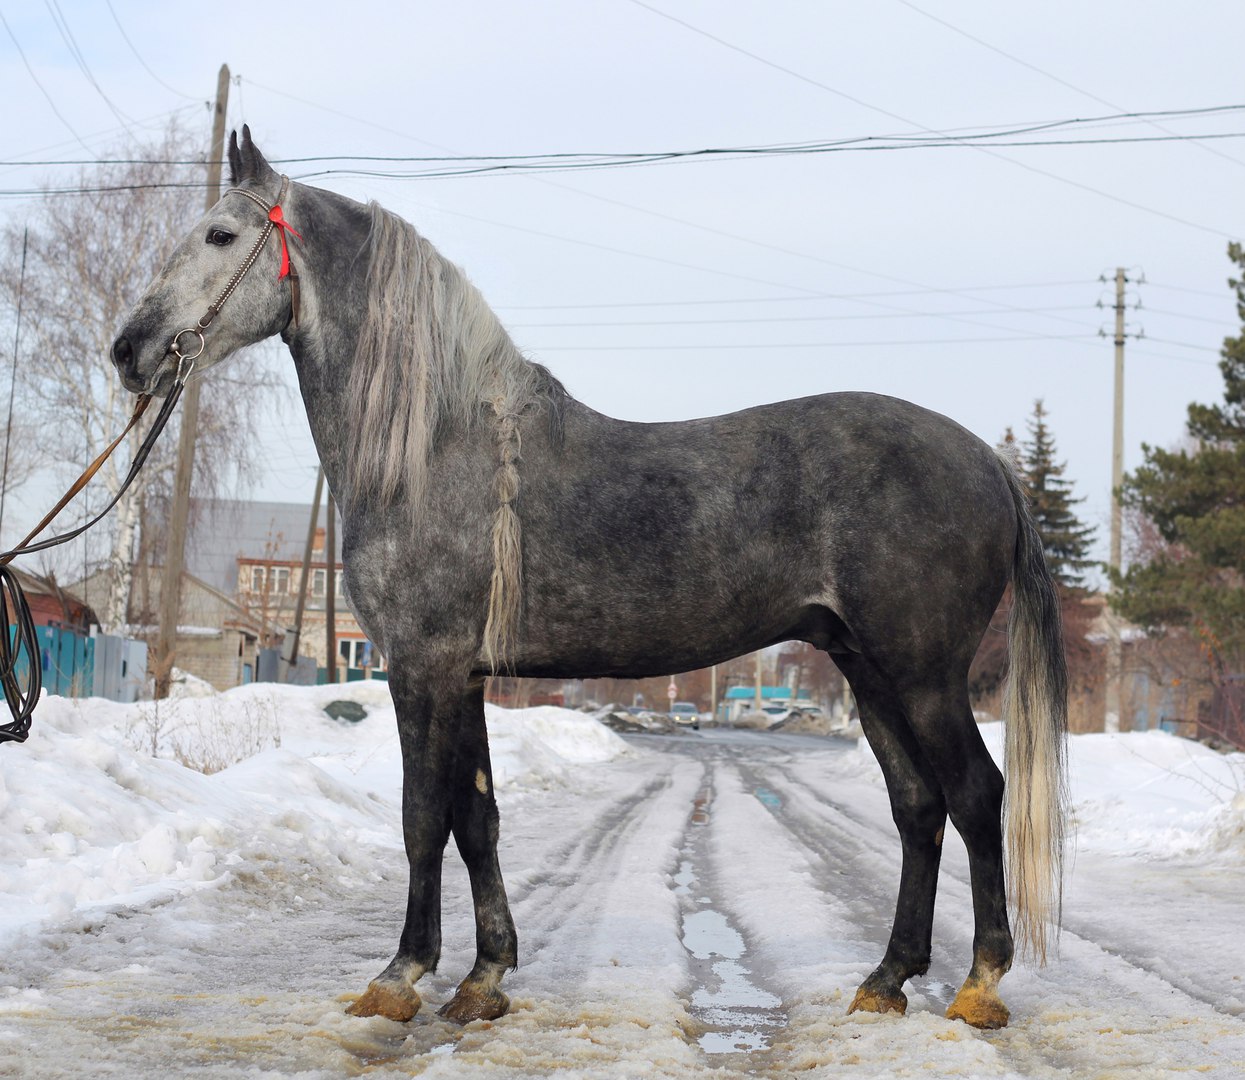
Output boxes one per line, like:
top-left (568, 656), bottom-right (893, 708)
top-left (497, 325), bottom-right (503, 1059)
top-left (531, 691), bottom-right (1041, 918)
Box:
top-left (0, 683), bottom-right (1242, 1078)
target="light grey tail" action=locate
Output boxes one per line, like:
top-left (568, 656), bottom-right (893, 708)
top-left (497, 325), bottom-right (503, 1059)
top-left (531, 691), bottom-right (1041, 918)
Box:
top-left (995, 448), bottom-right (1069, 965)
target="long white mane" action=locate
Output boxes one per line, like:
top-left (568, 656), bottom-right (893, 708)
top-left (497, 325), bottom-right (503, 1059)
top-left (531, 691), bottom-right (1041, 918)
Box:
top-left (344, 203), bottom-right (557, 668)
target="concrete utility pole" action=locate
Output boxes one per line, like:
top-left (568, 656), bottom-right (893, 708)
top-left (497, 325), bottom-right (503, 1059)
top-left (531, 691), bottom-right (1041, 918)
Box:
top-left (155, 63), bottom-right (229, 699)
top-left (1104, 267), bottom-right (1128, 734)
top-left (280, 467), bottom-right (324, 683)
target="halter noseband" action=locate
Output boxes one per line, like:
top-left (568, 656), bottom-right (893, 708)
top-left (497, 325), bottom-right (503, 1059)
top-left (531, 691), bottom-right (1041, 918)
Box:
top-left (166, 174), bottom-right (302, 377)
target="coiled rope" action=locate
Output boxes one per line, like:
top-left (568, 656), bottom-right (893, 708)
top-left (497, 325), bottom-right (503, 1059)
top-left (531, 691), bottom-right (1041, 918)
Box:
top-left (0, 382), bottom-right (185, 744)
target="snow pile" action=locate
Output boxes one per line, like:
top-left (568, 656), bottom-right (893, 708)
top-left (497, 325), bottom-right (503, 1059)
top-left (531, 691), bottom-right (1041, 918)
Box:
top-left (1061, 728), bottom-right (1245, 856)
top-left (0, 684), bottom-right (631, 950)
top-left (852, 722), bottom-right (1245, 859)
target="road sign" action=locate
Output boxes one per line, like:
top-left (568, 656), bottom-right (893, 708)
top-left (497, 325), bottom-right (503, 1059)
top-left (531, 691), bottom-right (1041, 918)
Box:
top-left (667, 681), bottom-right (677, 701)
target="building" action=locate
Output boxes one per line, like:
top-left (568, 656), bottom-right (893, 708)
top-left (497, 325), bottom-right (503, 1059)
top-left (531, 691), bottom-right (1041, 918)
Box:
top-left (184, 498), bottom-right (380, 675)
top-left (74, 563), bottom-right (269, 691)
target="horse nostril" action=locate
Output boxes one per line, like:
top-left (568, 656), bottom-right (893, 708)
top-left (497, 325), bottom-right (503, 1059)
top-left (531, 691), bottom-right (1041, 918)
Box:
top-left (111, 335), bottom-right (134, 372)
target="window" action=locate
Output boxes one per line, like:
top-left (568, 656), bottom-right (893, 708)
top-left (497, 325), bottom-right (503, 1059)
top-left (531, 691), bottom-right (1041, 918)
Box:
top-left (338, 639), bottom-right (376, 668)
top-left (248, 566), bottom-right (265, 593)
top-left (335, 569), bottom-right (345, 598)
top-left (271, 567), bottom-right (290, 594)
top-left (311, 568), bottom-right (326, 597)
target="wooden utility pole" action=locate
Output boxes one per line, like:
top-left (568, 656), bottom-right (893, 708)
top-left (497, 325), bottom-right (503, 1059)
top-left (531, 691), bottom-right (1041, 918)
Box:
top-left (1104, 267), bottom-right (1127, 734)
top-left (280, 467), bottom-right (324, 682)
top-left (154, 64), bottom-right (229, 699)
top-left (325, 492), bottom-right (337, 683)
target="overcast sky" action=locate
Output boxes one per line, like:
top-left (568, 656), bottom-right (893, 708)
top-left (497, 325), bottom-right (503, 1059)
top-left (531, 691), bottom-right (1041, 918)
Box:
top-left (3, 1), bottom-right (1244, 576)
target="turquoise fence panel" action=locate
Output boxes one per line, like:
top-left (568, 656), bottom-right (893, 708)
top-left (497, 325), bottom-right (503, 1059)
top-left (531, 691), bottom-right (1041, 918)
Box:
top-left (54, 628), bottom-right (77, 696)
top-left (8, 625), bottom-right (100, 699)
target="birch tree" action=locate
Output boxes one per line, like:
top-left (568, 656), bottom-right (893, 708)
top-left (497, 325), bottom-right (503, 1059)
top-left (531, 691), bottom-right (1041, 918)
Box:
top-left (0, 122), bottom-right (282, 632)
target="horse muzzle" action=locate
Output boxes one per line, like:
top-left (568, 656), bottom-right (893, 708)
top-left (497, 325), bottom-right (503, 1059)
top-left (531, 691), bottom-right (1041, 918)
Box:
top-left (110, 333), bottom-right (183, 397)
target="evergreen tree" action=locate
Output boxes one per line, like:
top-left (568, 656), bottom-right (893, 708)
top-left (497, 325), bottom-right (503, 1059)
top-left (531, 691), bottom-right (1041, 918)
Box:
top-left (1019, 400), bottom-right (1097, 588)
top-left (1114, 243), bottom-right (1245, 667)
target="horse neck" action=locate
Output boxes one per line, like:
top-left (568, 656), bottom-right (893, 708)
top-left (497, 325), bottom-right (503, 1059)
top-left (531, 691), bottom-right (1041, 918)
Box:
top-left (279, 186), bottom-right (372, 500)
top-left (280, 187), bottom-right (545, 519)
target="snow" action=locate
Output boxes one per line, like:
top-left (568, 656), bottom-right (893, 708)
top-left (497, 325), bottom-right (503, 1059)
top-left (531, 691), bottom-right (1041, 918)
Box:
top-left (0, 686), bottom-right (1242, 1077)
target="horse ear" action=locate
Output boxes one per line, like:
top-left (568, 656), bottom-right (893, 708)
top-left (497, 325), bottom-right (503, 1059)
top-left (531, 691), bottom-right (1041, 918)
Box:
top-left (237, 124), bottom-right (277, 185)
top-left (227, 129), bottom-right (242, 186)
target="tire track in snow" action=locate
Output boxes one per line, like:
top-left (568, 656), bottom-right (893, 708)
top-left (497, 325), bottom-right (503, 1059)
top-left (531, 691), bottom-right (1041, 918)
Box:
top-left (734, 745), bottom-right (1245, 1078)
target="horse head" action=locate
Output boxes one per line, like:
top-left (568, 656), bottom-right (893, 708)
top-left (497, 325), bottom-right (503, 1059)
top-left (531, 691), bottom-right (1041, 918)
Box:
top-left (110, 126), bottom-right (299, 396)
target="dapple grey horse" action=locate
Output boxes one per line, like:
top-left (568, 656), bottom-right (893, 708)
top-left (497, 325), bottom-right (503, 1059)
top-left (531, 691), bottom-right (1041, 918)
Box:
top-left (111, 127), bottom-right (1067, 1030)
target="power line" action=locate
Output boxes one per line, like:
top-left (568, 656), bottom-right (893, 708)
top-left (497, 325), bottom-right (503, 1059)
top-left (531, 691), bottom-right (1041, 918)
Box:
top-left (1143, 336), bottom-right (1219, 352)
top-left (6, 103), bottom-right (1240, 170)
top-left (43, 0), bottom-right (136, 137)
top-left (104, 0), bottom-right (200, 103)
top-left (626, 0), bottom-right (1237, 239)
top-left (1146, 281), bottom-right (1236, 300)
top-left (493, 281), bottom-right (1093, 309)
top-left (507, 304), bottom-right (1090, 329)
top-left (894, 0), bottom-right (1245, 171)
top-left (532, 333), bottom-right (1097, 351)
top-left (0, 9), bottom-right (93, 154)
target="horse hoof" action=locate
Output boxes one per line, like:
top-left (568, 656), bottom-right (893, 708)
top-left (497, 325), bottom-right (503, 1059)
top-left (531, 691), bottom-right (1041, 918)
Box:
top-left (437, 984), bottom-right (510, 1025)
top-left (946, 983), bottom-right (1010, 1030)
top-left (847, 984), bottom-right (907, 1017)
top-left (347, 981), bottom-right (422, 1022)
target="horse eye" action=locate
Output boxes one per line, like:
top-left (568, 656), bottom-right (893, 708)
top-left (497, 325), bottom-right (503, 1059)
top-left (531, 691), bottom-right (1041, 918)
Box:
top-left (206, 227), bottom-right (235, 246)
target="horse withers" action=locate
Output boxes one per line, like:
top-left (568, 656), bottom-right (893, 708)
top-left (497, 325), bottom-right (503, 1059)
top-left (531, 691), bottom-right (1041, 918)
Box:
top-left (110, 126), bottom-right (1067, 1030)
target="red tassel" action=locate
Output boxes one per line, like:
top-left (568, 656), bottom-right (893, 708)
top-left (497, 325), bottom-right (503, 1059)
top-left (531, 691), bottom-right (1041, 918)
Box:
top-left (268, 205), bottom-right (304, 281)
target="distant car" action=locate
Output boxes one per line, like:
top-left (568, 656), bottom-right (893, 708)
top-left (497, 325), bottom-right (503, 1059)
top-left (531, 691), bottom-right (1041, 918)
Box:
top-left (670, 701), bottom-right (700, 729)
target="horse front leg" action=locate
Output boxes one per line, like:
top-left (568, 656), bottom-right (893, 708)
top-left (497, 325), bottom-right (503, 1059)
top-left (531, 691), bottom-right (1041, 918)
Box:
top-left (438, 682), bottom-right (518, 1024)
top-left (347, 665), bottom-right (462, 1022)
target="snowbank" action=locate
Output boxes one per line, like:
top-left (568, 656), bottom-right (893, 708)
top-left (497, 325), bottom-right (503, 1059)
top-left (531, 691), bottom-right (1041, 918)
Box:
top-left (853, 722), bottom-right (1245, 859)
top-left (0, 684), bottom-right (631, 949)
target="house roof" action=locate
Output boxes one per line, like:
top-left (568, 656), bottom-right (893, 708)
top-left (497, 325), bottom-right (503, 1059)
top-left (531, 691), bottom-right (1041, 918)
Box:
top-left (184, 497), bottom-right (343, 595)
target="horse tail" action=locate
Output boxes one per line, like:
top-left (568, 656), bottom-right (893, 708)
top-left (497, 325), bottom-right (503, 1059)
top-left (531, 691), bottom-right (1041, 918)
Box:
top-left (994, 448), bottom-right (1069, 966)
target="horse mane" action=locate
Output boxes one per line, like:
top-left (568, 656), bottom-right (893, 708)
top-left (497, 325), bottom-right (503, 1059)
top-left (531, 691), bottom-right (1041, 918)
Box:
top-left (344, 201), bottom-right (565, 669)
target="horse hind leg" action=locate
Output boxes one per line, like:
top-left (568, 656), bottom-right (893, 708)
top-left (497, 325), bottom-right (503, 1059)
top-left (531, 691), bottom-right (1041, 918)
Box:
top-left (898, 678), bottom-right (1013, 1030)
top-left (837, 656), bottom-right (948, 1019)
top-left (437, 684), bottom-right (518, 1024)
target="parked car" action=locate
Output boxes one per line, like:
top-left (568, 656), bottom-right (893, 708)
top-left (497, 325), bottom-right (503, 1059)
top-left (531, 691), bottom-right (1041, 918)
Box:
top-left (670, 701), bottom-right (700, 729)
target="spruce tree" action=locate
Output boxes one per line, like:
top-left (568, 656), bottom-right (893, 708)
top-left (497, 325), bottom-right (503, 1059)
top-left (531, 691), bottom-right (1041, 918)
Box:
top-left (1114, 243), bottom-right (1245, 666)
top-left (1020, 400), bottom-right (1097, 588)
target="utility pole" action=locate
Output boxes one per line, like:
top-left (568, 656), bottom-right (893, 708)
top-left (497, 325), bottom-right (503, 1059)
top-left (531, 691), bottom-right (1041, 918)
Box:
top-left (1104, 267), bottom-right (1129, 734)
top-left (325, 491), bottom-right (338, 684)
top-left (0, 227), bottom-right (28, 542)
top-left (1110, 267), bottom-right (1127, 574)
top-left (154, 64), bottom-right (229, 699)
top-left (280, 467), bottom-right (324, 683)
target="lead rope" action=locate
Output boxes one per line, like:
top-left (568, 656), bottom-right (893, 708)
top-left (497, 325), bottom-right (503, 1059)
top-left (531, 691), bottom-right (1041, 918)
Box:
top-left (0, 375), bottom-right (186, 743)
top-left (0, 176), bottom-right (301, 745)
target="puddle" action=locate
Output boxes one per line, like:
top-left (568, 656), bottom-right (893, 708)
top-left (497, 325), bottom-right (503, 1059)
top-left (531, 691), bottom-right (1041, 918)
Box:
top-left (675, 786), bottom-right (786, 1055)
top-left (753, 787), bottom-right (782, 811)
